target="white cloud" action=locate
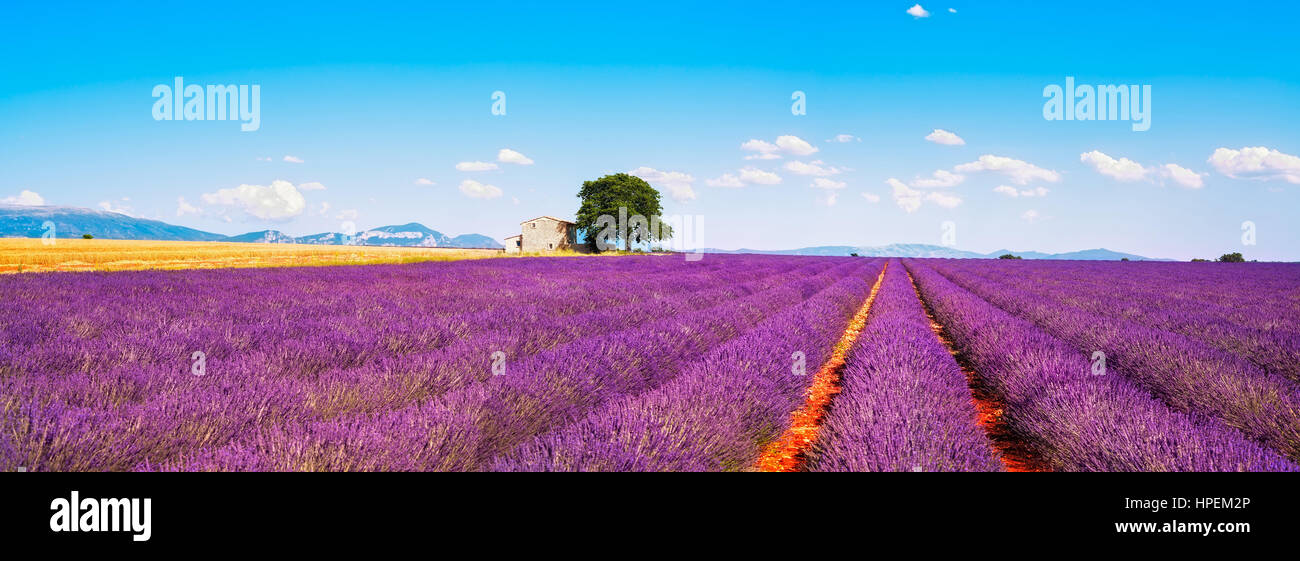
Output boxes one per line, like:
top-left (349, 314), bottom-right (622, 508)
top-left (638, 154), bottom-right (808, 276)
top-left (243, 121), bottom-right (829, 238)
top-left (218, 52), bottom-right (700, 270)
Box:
top-left (924, 129), bottom-right (965, 146)
top-left (707, 167), bottom-right (782, 188)
top-left (811, 177), bottom-right (846, 190)
top-left (888, 178), bottom-right (923, 213)
top-left (739, 167), bottom-right (783, 185)
top-left (283, 155), bottom-right (304, 164)
top-left (456, 161), bottom-right (499, 172)
top-left (1159, 163), bottom-right (1206, 189)
top-left (910, 169), bottom-right (965, 188)
top-left (1081, 150), bottom-right (1211, 189)
top-left (861, 192), bottom-right (881, 203)
top-left (1208, 146), bottom-right (1300, 184)
top-left (458, 179), bottom-right (503, 199)
top-left (511, 197), bottom-right (520, 205)
top-left (817, 191), bottom-right (839, 207)
top-left (741, 135), bottom-right (818, 159)
top-left (776, 135), bottom-right (818, 156)
top-left (887, 177), bottom-right (958, 211)
top-left (415, 178), bottom-right (435, 185)
top-left (784, 160), bottom-right (842, 176)
top-left (317, 202), bottom-right (331, 216)
top-left (628, 166), bottom-right (697, 202)
top-left (925, 192), bottom-right (962, 208)
top-left (335, 208), bottom-right (358, 220)
top-left (1022, 209), bottom-right (1042, 223)
top-left (705, 173), bottom-right (745, 188)
top-left (201, 180), bottom-right (308, 220)
top-left (949, 8), bottom-right (956, 13)
top-left (97, 200), bottom-right (135, 216)
top-left (995, 185), bottom-right (1049, 198)
top-left (907, 4), bottom-right (931, 17)
top-left (955, 154), bottom-right (1061, 185)
top-left (740, 139), bottom-right (782, 160)
top-left (1080, 150), bottom-right (1149, 182)
top-left (1, 189), bottom-right (45, 206)
top-left (828, 134), bottom-right (859, 143)
top-left (497, 148), bottom-right (535, 165)
top-left (176, 197), bottom-right (201, 217)
top-left (297, 182), bottom-right (326, 191)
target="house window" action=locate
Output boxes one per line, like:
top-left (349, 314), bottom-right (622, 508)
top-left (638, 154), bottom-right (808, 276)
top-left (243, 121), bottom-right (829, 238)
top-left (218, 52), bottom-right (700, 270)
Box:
top-left (531, 223), bottom-right (536, 229)
top-left (548, 243), bottom-right (553, 249)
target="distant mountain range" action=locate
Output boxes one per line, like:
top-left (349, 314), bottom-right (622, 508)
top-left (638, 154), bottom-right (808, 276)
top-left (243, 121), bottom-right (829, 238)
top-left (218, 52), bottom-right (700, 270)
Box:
top-left (0, 205), bottom-right (504, 249)
top-left (701, 243), bottom-right (1171, 261)
top-left (3, 204), bottom-right (1168, 259)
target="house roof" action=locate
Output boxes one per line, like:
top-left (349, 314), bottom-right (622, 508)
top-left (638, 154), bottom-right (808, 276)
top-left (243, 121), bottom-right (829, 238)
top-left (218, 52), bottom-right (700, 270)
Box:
top-left (503, 234), bottom-right (522, 240)
top-left (521, 215), bottom-right (574, 225)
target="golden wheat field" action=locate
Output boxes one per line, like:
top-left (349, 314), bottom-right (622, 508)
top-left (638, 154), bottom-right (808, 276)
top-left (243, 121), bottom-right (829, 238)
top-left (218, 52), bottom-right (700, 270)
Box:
top-left (0, 238), bottom-right (510, 273)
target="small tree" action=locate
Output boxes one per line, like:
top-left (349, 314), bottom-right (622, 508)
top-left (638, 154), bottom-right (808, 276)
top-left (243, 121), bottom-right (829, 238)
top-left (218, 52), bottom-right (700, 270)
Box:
top-left (1218, 252), bottom-right (1245, 263)
top-left (82, 234), bottom-right (93, 239)
top-left (1191, 258), bottom-right (1208, 262)
top-left (849, 252), bottom-right (860, 257)
top-left (998, 254), bottom-right (1022, 260)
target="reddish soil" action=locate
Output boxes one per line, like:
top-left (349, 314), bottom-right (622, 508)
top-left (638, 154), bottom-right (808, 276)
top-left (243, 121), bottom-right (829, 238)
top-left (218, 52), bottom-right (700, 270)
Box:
top-left (754, 263), bottom-right (889, 472)
top-left (906, 269), bottom-right (1051, 472)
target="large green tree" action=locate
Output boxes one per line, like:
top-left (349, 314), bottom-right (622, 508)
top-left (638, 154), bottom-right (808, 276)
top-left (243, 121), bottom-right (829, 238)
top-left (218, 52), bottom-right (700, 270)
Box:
top-left (575, 173), bottom-right (672, 252)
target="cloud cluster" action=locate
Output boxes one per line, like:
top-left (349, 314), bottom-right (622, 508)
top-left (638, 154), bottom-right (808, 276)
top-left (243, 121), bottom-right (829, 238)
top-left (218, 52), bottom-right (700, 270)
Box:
top-left (910, 169), bottom-right (965, 188)
top-left (1, 189), bottom-right (44, 206)
top-left (201, 180), bottom-right (309, 220)
top-left (993, 185), bottom-right (1050, 198)
top-left (1208, 146), bottom-right (1300, 184)
top-left (784, 160), bottom-right (843, 176)
top-left (906, 4), bottom-right (930, 18)
top-left (97, 200), bottom-right (135, 216)
top-left (458, 179), bottom-right (503, 199)
top-left (629, 166), bottom-right (697, 202)
top-left (741, 135), bottom-right (819, 160)
top-left (176, 197), bottom-right (200, 216)
top-left (811, 178), bottom-right (846, 190)
top-left (955, 154), bottom-right (1061, 185)
top-left (1080, 150), bottom-right (1204, 188)
top-left (497, 148), bottom-right (535, 165)
top-left (887, 178), bottom-right (961, 213)
top-left (924, 129), bottom-right (965, 146)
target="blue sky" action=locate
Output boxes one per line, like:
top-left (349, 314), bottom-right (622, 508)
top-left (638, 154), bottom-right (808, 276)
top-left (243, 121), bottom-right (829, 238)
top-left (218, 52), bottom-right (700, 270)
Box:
top-left (2, 1), bottom-right (1298, 260)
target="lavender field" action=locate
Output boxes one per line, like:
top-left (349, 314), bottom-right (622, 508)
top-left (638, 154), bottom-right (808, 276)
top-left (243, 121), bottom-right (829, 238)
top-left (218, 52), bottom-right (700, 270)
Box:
top-left (2, 255), bottom-right (1298, 472)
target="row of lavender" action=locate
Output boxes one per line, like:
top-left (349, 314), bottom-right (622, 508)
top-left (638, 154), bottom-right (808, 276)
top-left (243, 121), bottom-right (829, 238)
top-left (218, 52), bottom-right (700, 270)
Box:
top-left (0, 255), bottom-right (879, 471)
top-left (807, 261), bottom-right (1002, 472)
top-left (942, 260), bottom-right (1300, 381)
top-left (493, 261), bottom-right (884, 471)
top-left (905, 260), bottom-right (1294, 471)
top-left (156, 259), bottom-right (880, 471)
top-left (926, 260), bottom-right (1300, 463)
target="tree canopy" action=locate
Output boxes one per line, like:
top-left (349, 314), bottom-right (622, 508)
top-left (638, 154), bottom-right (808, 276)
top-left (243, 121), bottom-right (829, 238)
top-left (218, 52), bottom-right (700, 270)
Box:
top-left (575, 173), bottom-right (671, 252)
top-left (1218, 252), bottom-right (1246, 262)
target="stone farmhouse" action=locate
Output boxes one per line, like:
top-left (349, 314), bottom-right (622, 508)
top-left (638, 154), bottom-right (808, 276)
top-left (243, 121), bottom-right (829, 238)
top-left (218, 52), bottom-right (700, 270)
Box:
top-left (503, 216), bottom-right (581, 253)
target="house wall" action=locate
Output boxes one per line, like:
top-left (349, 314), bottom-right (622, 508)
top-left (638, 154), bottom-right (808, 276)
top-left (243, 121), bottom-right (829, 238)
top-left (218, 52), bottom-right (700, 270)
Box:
top-left (504, 236), bottom-right (522, 254)
top-left (520, 218), bottom-right (575, 252)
